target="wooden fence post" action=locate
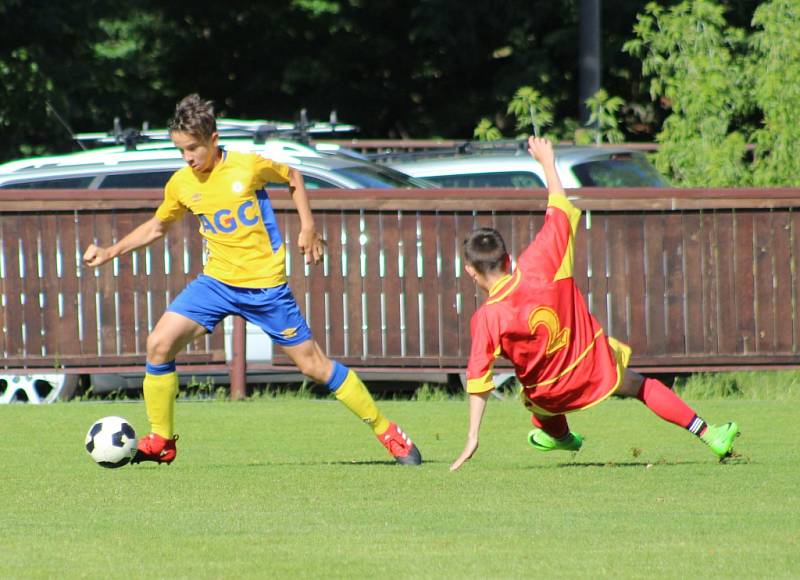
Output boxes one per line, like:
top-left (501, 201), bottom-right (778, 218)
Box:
top-left (230, 315), bottom-right (247, 400)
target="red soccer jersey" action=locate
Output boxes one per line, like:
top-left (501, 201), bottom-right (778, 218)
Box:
top-left (465, 192), bottom-right (630, 415)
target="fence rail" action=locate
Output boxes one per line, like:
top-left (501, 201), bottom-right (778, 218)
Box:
top-left (1, 188), bottom-right (798, 384)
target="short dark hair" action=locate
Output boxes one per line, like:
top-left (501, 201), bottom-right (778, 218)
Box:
top-left (168, 94), bottom-right (216, 140)
top-left (463, 228), bottom-right (509, 275)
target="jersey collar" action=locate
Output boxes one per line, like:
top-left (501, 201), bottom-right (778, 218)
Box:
top-left (487, 268), bottom-right (521, 304)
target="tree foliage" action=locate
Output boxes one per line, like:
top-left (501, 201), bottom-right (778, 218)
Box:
top-left (748, 0), bottom-right (800, 186)
top-left (585, 89), bottom-right (625, 144)
top-left (4, 0), bottom-right (800, 188)
top-left (507, 87), bottom-right (553, 137)
top-left (624, 1), bottom-right (750, 186)
top-left (473, 118), bottom-right (503, 142)
top-left (0, 0), bottom-right (657, 163)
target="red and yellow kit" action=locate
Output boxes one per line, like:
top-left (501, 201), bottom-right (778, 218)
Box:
top-left (465, 192), bottom-right (631, 415)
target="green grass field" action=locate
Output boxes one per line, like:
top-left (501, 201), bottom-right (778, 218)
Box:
top-left (1, 392), bottom-right (798, 578)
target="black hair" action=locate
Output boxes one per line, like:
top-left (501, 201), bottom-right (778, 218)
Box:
top-left (463, 228), bottom-right (509, 275)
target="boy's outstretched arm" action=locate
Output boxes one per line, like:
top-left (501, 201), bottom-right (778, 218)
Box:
top-left (528, 136), bottom-right (565, 195)
top-left (450, 390), bottom-right (491, 472)
top-left (83, 216), bottom-right (171, 268)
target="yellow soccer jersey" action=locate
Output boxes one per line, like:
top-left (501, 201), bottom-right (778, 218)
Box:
top-left (156, 150), bottom-right (292, 288)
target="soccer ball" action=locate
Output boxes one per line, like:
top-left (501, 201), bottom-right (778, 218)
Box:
top-left (85, 416), bottom-right (137, 468)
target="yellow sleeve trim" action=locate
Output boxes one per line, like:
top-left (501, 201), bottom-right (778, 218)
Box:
top-left (549, 193), bottom-right (581, 282)
top-left (467, 370), bottom-right (496, 394)
top-left (547, 193), bottom-right (581, 230)
top-left (273, 159), bottom-right (292, 182)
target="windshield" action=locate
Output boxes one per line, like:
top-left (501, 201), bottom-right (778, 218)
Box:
top-left (332, 165), bottom-right (434, 188)
top-left (570, 154), bottom-right (668, 187)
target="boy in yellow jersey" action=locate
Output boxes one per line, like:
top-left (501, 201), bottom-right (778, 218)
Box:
top-left (450, 137), bottom-right (738, 471)
top-left (83, 94), bottom-right (421, 466)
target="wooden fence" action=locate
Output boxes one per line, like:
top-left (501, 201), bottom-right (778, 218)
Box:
top-left (1, 188), bottom-right (799, 383)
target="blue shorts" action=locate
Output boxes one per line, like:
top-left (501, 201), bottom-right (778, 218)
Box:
top-left (167, 274), bottom-right (312, 346)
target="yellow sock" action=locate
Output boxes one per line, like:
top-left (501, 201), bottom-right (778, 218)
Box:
top-left (143, 368), bottom-right (178, 438)
top-left (334, 370), bottom-right (390, 435)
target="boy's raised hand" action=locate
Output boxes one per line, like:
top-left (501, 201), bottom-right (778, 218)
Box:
top-left (527, 136), bottom-right (555, 167)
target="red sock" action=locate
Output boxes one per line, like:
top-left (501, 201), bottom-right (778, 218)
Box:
top-left (636, 377), bottom-right (707, 435)
top-left (531, 414), bottom-right (570, 439)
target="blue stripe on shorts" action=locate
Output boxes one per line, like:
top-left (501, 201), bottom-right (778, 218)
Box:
top-left (166, 274), bottom-right (312, 346)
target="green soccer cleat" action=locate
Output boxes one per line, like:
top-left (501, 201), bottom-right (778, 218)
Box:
top-left (527, 428), bottom-right (584, 452)
top-left (700, 422), bottom-right (740, 459)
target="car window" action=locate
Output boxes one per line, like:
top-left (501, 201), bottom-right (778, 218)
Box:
top-left (427, 171), bottom-right (544, 188)
top-left (301, 176), bottom-right (339, 189)
top-left (0, 176), bottom-right (96, 189)
top-left (570, 155), bottom-right (668, 187)
top-left (332, 165), bottom-right (422, 188)
top-left (98, 171), bottom-right (175, 188)
top-left (266, 175), bottom-right (340, 190)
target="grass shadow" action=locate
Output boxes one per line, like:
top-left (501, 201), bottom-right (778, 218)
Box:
top-left (198, 459), bottom-right (441, 469)
top-left (553, 460), bottom-right (703, 468)
top-left (547, 455), bottom-right (752, 468)
top-left (510, 452), bottom-right (753, 469)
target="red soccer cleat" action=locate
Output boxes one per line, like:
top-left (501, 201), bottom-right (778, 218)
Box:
top-left (377, 422), bottom-right (422, 466)
top-left (131, 432), bottom-right (179, 465)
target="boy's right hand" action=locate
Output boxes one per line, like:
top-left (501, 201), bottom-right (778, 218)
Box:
top-left (527, 136), bottom-right (555, 166)
top-left (82, 244), bottom-right (111, 268)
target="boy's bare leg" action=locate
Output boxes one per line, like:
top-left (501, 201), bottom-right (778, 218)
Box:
top-left (613, 368), bottom-right (647, 398)
top-left (281, 340), bottom-right (422, 465)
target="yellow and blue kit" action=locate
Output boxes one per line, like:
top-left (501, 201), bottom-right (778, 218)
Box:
top-left (157, 149), bottom-right (311, 345)
top-left (143, 149), bottom-right (393, 443)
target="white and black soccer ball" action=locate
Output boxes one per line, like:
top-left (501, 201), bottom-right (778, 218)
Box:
top-left (85, 416), bottom-right (137, 468)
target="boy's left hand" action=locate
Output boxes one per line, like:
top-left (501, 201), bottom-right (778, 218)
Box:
top-left (298, 228), bottom-right (326, 264)
top-left (527, 136), bottom-right (555, 166)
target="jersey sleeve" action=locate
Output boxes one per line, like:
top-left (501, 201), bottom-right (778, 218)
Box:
top-left (255, 155), bottom-right (292, 185)
top-left (517, 192), bottom-right (581, 282)
top-left (155, 175), bottom-right (187, 223)
top-left (465, 308), bottom-right (501, 393)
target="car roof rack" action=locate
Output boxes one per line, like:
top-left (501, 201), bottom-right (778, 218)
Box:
top-left (369, 138), bottom-right (530, 163)
top-left (74, 110), bottom-right (358, 151)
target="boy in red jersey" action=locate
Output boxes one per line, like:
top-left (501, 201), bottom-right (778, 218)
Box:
top-left (450, 136), bottom-right (738, 471)
top-left (83, 94), bottom-right (420, 466)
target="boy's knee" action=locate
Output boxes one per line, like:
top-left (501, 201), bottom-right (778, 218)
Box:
top-left (295, 351), bottom-right (331, 383)
top-left (146, 331), bottom-right (175, 363)
top-left (615, 369), bottom-right (645, 398)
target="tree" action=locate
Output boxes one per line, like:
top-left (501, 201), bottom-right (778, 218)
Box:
top-left (0, 2), bottom-right (166, 161)
top-left (585, 89), bottom-right (625, 144)
top-left (473, 118), bottom-right (503, 141)
top-left (624, 1), bottom-right (750, 187)
top-left (507, 86), bottom-right (554, 137)
top-left (748, 0), bottom-right (800, 186)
